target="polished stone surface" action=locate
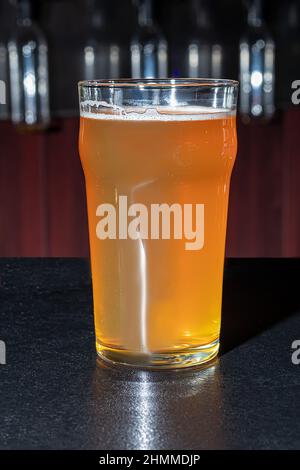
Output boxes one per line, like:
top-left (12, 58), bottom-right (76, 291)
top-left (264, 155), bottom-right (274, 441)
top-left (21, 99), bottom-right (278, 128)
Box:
top-left (0, 258), bottom-right (300, 450)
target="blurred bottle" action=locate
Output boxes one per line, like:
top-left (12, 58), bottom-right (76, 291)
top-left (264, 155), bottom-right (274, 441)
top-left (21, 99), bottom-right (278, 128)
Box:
top-left (8, 0), bottom-right (50, 131)
top-left (277, 0), bottom-right (300, 107)
top-left (0, 37), bottom-right (9, 120)
top-left (83, 0), bottom-right (123, 80)
top-left (131, 0), bottom-right (168, 79)
top-left (239, 0), bottom-right (275, 122)
top-left (0, 0), bottom-right (9, 119)
top-left (170, 0), bottom-right (223, 79)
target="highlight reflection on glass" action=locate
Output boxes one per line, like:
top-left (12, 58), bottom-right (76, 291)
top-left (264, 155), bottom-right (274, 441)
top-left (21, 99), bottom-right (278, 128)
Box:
top-left (239, 0), bottom-right (275, 122)
top-left (8, 0), bottom-right (50, 130)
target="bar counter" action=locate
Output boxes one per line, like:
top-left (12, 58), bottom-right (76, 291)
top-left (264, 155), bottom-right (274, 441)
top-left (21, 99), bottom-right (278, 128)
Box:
top-left (0, 258), bottom-right (300, 449)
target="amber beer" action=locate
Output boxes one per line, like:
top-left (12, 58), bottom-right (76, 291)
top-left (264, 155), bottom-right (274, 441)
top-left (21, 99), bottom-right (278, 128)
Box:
top-left (79, 79), bottom-right (238, 368)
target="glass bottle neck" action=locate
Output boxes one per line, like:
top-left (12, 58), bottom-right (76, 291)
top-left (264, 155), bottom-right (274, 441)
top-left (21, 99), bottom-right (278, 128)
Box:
top-left (137, 0), bottom-right (154, 27)
top-left (87, 0), bottom-right (105, 29)
top-left (191, 0), bottom-right (211, 30)
top-left (247, 0), bottom-right (263, 28)
top-left (16, 0), bottom-right (33, 26)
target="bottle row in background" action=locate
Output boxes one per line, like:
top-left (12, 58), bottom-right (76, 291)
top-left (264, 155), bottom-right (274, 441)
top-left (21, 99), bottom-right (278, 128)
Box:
top-left (0, 0), bottom-right (296, 130)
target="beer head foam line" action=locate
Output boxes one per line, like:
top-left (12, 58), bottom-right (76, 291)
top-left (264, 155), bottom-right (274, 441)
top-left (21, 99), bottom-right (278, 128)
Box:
top-left (80, 101), bottom-right (234, 121)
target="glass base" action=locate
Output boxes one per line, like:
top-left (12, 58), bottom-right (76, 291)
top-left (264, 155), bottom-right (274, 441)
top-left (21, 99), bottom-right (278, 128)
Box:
top-left (96, 338), bottom-right (219, 370)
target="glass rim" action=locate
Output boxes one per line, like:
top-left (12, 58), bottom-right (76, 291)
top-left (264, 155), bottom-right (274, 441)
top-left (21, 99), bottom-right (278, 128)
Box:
top-left (78, 78), bottom-right (239, 89)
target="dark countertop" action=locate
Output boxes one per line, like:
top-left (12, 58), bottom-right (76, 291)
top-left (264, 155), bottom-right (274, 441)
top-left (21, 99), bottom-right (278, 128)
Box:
top-left (0, 258), bottom-right (300, 450)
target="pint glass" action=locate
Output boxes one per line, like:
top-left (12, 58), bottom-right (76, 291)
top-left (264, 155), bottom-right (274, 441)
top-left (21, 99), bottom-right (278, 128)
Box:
top-left (79, 79), bottom-right (238, 369)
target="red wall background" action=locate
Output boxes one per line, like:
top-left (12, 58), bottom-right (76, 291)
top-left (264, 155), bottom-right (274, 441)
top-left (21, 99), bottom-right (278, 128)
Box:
top-left (0, 109), bottom-right (299, 257)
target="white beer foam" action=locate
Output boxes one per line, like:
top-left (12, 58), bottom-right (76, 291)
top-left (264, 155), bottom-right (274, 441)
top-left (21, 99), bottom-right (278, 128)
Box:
top-left (80, 101), bottom-right (234, 121)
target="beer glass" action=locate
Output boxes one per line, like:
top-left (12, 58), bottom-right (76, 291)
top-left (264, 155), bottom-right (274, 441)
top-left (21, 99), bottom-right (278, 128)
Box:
top-left (79, 79), bottom-right (238, 369)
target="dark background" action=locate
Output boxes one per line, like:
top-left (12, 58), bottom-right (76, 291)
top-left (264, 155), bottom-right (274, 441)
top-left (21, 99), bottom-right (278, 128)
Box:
top-left (0, 0), bottom-right (300, 256)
